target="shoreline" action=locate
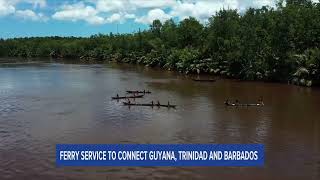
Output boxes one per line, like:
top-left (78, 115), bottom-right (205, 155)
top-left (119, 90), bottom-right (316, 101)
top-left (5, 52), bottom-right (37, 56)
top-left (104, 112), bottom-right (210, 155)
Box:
top-left (1, 57), bottom-right (318, 88)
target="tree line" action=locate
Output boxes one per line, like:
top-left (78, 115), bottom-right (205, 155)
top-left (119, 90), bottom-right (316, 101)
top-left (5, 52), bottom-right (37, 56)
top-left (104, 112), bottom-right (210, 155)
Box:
top-left (0, 0), bottom-right (320, 86)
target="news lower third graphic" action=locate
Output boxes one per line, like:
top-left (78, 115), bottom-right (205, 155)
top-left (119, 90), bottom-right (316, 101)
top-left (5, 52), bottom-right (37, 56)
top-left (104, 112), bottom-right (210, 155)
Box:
top-left (56, 144), bottom-right (264, 166)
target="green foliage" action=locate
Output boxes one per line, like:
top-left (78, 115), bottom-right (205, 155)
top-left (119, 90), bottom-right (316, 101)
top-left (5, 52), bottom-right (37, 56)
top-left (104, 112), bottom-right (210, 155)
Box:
top-left (177, 17), bottom-right (204, 48)
top-left (1, 0), bottom-right (320, 86)
top-left (290, 48), bottom-right (320, 85)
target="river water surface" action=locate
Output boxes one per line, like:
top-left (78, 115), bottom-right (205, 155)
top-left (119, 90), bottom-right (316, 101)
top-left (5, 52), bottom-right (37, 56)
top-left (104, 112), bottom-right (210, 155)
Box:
top-left (0, 61), bottom-right (319, 179)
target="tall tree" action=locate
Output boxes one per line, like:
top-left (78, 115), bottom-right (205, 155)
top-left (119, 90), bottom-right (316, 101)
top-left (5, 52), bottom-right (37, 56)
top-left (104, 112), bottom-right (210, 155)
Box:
top-left (177, 17), bottom-right (203, 48)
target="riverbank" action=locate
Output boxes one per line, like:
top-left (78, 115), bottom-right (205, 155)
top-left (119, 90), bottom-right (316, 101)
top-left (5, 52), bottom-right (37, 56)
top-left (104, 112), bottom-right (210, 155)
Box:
top-left (70, 55), bottom-right (320, 87)
top-left (1, 3), bottom-right (320, 87)
top-left (1, 56), bottom-right (319, 87)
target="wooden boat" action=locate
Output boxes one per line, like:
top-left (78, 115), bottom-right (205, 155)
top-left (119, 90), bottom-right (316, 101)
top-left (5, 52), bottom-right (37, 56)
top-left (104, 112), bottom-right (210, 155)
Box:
top-left (192, 79), bottom-right (216, 82)
top-left (126, 90), bottom-right (151, 94)
top-left (225, 103), bottom-right (264, 107)
top-left (123, 102), bottom-right (176, 108)
top-left (112, 95), bottom-right (144, 100)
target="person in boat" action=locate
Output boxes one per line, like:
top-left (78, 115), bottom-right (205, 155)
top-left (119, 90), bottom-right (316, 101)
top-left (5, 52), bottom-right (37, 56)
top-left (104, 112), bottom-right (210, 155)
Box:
top-left (224, 99), bottom-right (229, 105)
top-left (116, 94), bottom-right (119, 98)
top-left (143, 90), bottom-right (145, 94)
top-left (235, 99), bottom-right (239, 105)
top-left (157, 101), bottom-right (160, 106)
top-left (258, 96), bottom-right (264, 105)
top-left (151, 101), bottom-right (154, 106)
top-left (168, 101), bottom-right (170, 106)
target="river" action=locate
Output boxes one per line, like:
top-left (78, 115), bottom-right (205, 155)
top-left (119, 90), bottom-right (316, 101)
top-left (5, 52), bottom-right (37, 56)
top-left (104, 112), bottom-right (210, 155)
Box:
top-left (0, 61), bottom-right (319, 179)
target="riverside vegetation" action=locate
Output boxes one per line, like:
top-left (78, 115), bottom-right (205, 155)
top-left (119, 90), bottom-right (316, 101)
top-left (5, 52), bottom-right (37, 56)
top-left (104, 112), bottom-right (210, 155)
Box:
top-left (0, 0), bottom-right (320, 86)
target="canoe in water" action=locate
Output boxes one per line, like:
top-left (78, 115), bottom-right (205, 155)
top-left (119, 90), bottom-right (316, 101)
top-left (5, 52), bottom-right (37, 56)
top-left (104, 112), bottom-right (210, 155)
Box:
top-left (192, 79), bottom-right (216, 82)
top-left (126, 90), bottom-right (151, 94)
top-left (225, 103), bottom-right (264, 107)
top-left (112, 95), bottom-right (144, 100)
top-left (123, 102), bottom-right (176, 108)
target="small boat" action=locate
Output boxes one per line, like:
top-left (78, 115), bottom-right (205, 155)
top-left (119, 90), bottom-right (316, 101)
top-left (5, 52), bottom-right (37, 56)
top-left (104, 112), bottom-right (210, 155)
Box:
top-left (126, 90), bottom-right (151, 94)
top-left (112, 95), bottom-right (144, 100)
top-left (225, 103), bottom-right (264, 107)
top-left (192, 79), bottom-right (216, 82)
top-left (123, 102), bottom-right (176, 108)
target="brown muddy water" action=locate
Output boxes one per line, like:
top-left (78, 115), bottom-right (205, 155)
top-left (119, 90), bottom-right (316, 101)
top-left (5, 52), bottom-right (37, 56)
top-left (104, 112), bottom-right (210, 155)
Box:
top-left (0, 61), bottom-right (319, 180)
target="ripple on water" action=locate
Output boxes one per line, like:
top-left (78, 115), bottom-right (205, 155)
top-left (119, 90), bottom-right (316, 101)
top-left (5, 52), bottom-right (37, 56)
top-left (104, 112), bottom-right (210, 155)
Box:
top-left (0, 63), bottom-right (320, 180)
top-left (0, 96), bottom-right (24, 117)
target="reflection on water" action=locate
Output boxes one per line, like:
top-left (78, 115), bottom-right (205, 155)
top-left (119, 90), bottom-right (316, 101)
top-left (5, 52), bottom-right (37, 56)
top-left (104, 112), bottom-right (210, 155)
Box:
top-left (0, 62), bottom-right (319, 179)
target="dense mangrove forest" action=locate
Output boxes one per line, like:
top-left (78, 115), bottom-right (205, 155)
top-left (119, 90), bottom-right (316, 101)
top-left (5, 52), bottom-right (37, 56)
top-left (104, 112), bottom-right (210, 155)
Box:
top-left (1, 0), bottom-right (320, 86)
